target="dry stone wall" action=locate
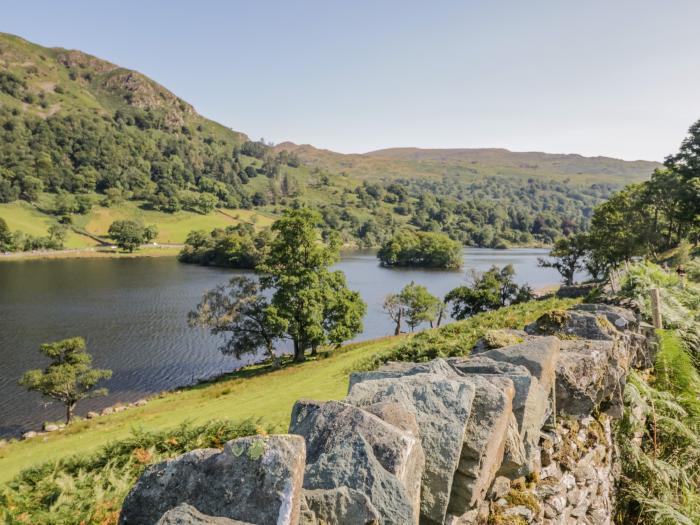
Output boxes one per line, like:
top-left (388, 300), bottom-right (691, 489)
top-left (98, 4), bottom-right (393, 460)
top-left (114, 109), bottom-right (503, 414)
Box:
top-left (119, 303), bottom-right (653, 525)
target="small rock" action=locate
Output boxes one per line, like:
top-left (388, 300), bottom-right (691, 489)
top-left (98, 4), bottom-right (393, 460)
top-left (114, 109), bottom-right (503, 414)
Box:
top-left (504, 505), bottom-right (534, 522)
top-left (22, 431), bottom-right (37, 439)
top-left (43, 424), bottom-right (60, 432)
top-left (101, 407), bottom-right (114, 416)
top-left (540, 463), bottom-right (562, 481)
top-left (488, 476), bottom-right (511, 500)
top-left (545, 494), bottom-right (566, 514)
top-left (157, 503), bottom-right (248, 524)
top-left (135, 399), bottom-right (148, 407)
top-left (561, 472), bottom-right (576, 490)
top-left (114, 405), bottom-right (127, 413)
top-left (86, 411), bottom-right (99, 419)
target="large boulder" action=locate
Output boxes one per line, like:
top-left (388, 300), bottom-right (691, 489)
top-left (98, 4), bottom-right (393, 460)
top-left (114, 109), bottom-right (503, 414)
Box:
top-left (448, 374), bottom-right (515, 515)
top-left (572, 304), bottom-right (638, 331)
top-left (526, 310), bottom-right (617, 341)
top-left (119, 435), bottom-right (305, 525)
top-left (475, 336), bottom-right (560, 395)
top-left (156, 504), bottom-right (251, 525)
top-left (302, 488), bottom-right (380, 525)
top-left (289, 399), bottom-right (422, 524)
top-left (347, 359), bottom-right (456, 392)
top-left (449, 356), bottom-right (549, 476)
top-left (346, 373), bottom-right (475, 524)
top-left (557, 339), bottom-right (632, 417)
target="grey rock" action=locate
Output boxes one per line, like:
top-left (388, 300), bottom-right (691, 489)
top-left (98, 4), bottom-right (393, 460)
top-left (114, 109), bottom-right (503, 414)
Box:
top-left (156, 504), bottom-right (250, 525)
top-left (471, 329), bottom-right (530, 355)
top-left (43, 423), bottom-right (60, 432)
top-left (119, 435), bottom-right (305, 525)
top-left (347, 358), bottom-right (456, 392)
top-left (476, 336), bottom-right (560, 395)
top-left (489, 476), bottom-right (512, 500)
top-left (504, 504), bottom-right (534, 522)
top-left (86, 411), bottom-right (99, 419)
top-left (449, 374), bottom-right (515, 513)
top-left (450, 356), bottom-right (549, 475)
top-left (557, 339), bottom-right (631, 417)
top-left (303, 487), bottom-right (380, 525)
top-left (572, 303), bottom-right (637, 330)
top-left (289, 399), bottom-right (422, 524)
top-left (527, 310), bottom-right (617, 341)
top-left (347, 372), bottom-right (475, 524)
top-left (22, 431), bottom-right (37, 439)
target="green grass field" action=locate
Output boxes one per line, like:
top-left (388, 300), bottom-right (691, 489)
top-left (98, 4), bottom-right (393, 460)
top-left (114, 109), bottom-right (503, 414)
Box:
top-left (0, 336), bottom-right (400, 485)
top-left (0, 296), bottom-right (575, 486)
top-left (0, 195), bottom-right (276, 251)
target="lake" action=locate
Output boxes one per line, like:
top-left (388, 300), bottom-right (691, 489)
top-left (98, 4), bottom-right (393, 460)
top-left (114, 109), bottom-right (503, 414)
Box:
top-left (0, 248), bottom-right (562, 437)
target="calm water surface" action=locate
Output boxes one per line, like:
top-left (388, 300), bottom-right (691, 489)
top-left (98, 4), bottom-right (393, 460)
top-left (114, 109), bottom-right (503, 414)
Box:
top-left (0, 248), bottom-right (562, 437)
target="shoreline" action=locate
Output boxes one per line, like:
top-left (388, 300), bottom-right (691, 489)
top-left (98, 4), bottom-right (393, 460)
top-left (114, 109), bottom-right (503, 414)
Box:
top-left (0, 244), bottom-right (182, 262)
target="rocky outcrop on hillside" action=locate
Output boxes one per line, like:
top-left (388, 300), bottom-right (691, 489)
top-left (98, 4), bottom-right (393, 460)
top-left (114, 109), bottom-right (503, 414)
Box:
top-left (120, 303), bottom-right (652, 524)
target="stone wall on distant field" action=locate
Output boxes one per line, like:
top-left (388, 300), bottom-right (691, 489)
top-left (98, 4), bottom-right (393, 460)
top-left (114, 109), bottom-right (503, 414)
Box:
top-left (119, 303), bottom-right (654, 525)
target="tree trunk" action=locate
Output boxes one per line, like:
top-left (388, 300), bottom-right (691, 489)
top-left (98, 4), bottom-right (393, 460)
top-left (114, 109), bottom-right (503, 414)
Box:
top-left (267, 343), bottom-right (281, 369)
top-left (310, 345), bottom-right (318, 357)
top-left (436, 309), bottom-right (444, 328)
top-left (66, 402), bottom-right (75, 425)
top-left (293, 339), bottom-right (305, 362)
top-left (393, 310), bottom-right (402, 336)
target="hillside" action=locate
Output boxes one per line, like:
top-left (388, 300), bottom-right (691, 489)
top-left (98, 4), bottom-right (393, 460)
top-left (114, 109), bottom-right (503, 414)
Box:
top-left (0, 32), bottom-right (662, 250)
top-left (274, 143), bottom-right (660, 184)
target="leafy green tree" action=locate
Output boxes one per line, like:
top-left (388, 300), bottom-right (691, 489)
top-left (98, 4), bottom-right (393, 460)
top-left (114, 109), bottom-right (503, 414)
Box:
top-left (189, 276), bottom-right (286, 368)
top-left (378, 230), bottom-right (462, 268)
top-left (179, 223), bottom-right (270, 268)
top-left (445, 265), bottom-right (533, 319)
top-left (19, 337), bottom-right (112, 424)
top-left (400, 281), bottom-right (441, 331)
top-left (0, 217), bottom-right (14, 252)
top-left (383, 293), bottom-right (406, 336)
top-left (538, 233), bottom-right (588, 285)
top-left (383, 282), bottom-right (443, 334)
top-left (108, 220), bottom-right (156, 252)
top-left (47, 223), bottom-right (68, 249)
top-left (257, 208), bottom-right (366, 361)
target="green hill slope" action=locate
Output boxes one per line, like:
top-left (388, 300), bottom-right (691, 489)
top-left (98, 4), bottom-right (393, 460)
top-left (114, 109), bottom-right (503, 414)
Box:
top-left (274, 143), bottom-right (660, 184)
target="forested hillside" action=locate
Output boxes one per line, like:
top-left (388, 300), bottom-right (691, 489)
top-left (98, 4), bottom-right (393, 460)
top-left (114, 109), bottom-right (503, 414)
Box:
top-left (0, 33), bottom-right (660, 249)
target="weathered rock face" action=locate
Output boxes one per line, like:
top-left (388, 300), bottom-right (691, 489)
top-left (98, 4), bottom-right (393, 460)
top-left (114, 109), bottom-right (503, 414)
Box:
top-left (449, 356), bottom-right (549, 475)
top-left (156, 504), bottom-right (251, 525)
top-left (119, 435), bottom-right (306, 525)
top-left (289, 399), bottom-right (422, 524)
top-left (347, 372), bottom-right (475, 524)
top-left (301, 487), bottom-right (380, 525)
top-left (447, 374), bottom-right (514, 516)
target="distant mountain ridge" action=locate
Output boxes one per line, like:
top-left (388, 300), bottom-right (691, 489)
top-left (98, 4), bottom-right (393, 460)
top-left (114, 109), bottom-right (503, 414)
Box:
top-left (274, 143), bottom-right (660, 184)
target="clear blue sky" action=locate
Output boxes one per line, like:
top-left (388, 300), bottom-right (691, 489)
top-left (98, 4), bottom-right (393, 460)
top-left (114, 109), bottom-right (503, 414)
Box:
top-left (3, 0), bottom-right (699, 161)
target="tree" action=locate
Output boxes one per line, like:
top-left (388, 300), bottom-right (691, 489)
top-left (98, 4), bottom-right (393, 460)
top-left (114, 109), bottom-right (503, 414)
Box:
top-left (19, 337), bottom-right (112, 424)
top-left (383, 293), bottom-right (405, 336)
top-left (256, 208), bottom-right (366, 361)
top-left (47, 223), bottom-right (68, 249)
top-left (445, 265), bottom-right (533, 319)
top-left (0, 217), bottom-right (14, 252)
top-left (383, 282), bottom-right (442, 334)
top-left (108, 220), bottom-right (157, 252)
top-left (378, 230), bottom-right (462, 269)
top-left (538, 233), bottom-right (588, 285)
top-left (400, 281), bottom-right (441, 331)
top-left (189, 276), bottom-right (286, 368)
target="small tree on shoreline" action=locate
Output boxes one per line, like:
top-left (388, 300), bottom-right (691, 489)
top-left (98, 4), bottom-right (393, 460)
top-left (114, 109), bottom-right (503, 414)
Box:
top-left (19, 337), bottom-right (112, 424)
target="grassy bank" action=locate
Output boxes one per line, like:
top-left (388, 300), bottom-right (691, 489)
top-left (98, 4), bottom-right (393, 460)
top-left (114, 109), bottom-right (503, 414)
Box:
top-left (0, 297), bottom-right (574, 504)
top-left (0, 194), bottom-right (275, 252)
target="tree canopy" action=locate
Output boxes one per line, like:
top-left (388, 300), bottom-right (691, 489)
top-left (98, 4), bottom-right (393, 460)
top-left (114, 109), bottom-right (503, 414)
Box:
top-left (378, 230), bottom-right (462, 269)
top-left (108, 220), bottom-right (158, 252)
top-left (19, 337), bottom-right (112, 424)
top-left (445, 265), bottom-right (533, 319)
